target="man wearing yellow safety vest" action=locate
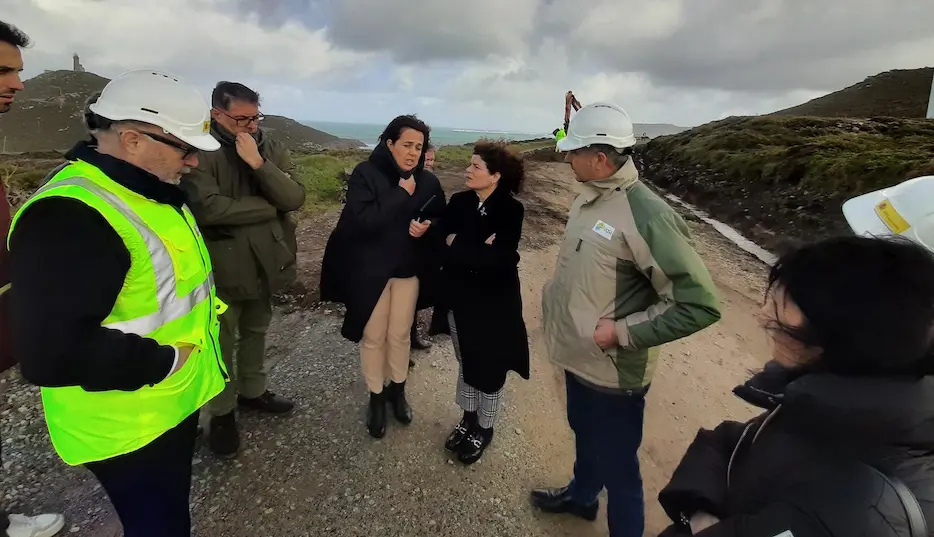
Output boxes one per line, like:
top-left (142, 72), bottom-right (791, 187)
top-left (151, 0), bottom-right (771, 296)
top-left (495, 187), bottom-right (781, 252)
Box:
top-left (7, 69), bottom-right (227, 537)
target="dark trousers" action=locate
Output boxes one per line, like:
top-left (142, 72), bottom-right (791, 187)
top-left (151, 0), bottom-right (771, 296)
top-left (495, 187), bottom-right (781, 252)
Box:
top-left (86, 412), bottom-right (199, 537)
top-left (565, 372), bottom-right (647, 537)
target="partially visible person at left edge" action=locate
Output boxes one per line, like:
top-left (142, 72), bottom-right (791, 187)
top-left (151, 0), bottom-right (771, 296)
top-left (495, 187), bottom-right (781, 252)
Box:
top-left (0, 19), bottom-right (66, 537)
top-left (181, 81), bottom-right (304, 460)
top-left (8, 69), bottom-right (227, 537)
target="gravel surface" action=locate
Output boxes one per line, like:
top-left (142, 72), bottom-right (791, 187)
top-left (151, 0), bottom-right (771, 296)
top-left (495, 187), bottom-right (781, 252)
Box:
top-left (1, 162), bottom-right (774, 536)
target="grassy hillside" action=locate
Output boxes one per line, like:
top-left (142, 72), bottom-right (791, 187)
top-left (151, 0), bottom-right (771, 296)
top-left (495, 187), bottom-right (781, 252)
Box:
top-left (0, 70), bottom-right (364, 153)
top-left (638, 116), bottom-right (934, 247)
top-left (1, 140), bottom-right (545, 213)
top-left (771, 68), bottom-right (933, 118)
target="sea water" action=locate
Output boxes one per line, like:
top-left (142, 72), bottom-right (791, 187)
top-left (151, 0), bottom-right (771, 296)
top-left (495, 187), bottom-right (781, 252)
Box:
top-left (302, 120), bottom-right (547, 148)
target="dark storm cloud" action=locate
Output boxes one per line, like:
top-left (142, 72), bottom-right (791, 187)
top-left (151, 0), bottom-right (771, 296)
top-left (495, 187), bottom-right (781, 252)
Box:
top-left (326, 0), bottom-right (541, 63)
top-left (565, 0), bottom-right (934, 92)
top-left (320, 0), bottom-right (934, 92)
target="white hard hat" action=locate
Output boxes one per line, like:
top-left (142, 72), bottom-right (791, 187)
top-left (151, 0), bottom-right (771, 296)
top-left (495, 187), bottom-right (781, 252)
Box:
top-left (842, 175), bottom-right (934, 252)
top-left (89, 69), bottom-right (219, 151)
top-left (556, 102), bottom-right (636, 152)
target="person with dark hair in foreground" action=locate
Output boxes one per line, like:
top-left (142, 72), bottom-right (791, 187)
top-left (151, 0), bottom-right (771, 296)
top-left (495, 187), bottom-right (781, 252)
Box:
top-left (0, 19), bottom-right (65, 537)
top-left (320, 115), bottom-right (445, 439)
top-left (659, 235), bottom-right (934, 536)
top-left (181, 81), bottom-right (304, 459)
top-left (430, 141), bottom-right (530, 464)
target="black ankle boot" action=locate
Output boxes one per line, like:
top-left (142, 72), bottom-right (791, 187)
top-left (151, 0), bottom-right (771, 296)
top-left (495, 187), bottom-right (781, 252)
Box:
top-left (387, 381), bottom-right (413, 424)
top-left (367, 391), bottom-right (387, 438)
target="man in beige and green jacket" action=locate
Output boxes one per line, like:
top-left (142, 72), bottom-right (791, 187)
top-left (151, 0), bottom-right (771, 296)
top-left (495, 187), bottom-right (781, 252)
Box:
top-left (531, 102), bottom-right (721, 537)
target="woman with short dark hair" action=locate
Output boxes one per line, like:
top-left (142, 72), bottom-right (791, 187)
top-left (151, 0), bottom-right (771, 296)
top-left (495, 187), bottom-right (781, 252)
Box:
top-left (430, 141), bottom-right (530, 465)
top-left (659, 235), bottom-right (934, 536)
top-left (320, 115), bottom-right (446, 439)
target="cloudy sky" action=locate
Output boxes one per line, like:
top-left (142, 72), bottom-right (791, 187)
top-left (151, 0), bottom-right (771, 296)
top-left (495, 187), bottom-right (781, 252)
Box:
top-left (6, 0), bottom-right (934, 133)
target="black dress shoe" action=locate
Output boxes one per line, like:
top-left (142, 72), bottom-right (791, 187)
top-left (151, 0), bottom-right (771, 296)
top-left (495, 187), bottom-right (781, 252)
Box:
top-left (387, 381), bottom-right (413, 424)
top-left (238, 391), bottom-right (294, 414)
top-left (444, 418), bottom-right (472, 452)
top-left (530, 486), bottom-right (599, 521)
top-left (367, 391), bottom-right (387, 439)
top-left (457, 426), bottom-right (493, 465)
top-left (209, 412), bottom-right (240, 459)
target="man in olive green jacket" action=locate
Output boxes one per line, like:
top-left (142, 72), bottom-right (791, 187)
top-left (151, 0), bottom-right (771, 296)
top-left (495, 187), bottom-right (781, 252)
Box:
top-left (531, 103), bottom-right (721, 537)
top-left (181, 82), bottom-right (305, 459)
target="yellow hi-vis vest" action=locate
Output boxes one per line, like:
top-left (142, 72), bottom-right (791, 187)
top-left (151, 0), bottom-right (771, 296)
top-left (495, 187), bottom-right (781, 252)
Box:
top-left (554, 129), bottom-right (566, 151)
top-left (7, 159), bottom-right (229, 466)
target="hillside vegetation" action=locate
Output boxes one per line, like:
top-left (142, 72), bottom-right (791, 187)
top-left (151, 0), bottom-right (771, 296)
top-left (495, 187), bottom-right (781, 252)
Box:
top-left (638, 116), bottom-right (934, 248)
top-left (1, 139), bottom-right (550, 213)
top-left (770, 67), bottom-right (932, 118)
top-left (0, 70), bottom-right (364, 153)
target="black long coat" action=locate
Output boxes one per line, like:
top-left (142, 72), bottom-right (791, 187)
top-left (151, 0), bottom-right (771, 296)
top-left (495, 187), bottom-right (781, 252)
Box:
top-left (320, 144), bottom-right (446, 342)
top-left (429, 186), bottom-right (530, 393)
top-left (658, 367), bottom-right (934, 537)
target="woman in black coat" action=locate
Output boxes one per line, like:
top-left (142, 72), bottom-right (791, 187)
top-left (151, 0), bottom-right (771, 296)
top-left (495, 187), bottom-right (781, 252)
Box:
top-left (429, 141), bottom-right (530, 465)
top-left (320, 115), bottom-right (445, 439)
top-left (658, 235), bottom-right (934, 537)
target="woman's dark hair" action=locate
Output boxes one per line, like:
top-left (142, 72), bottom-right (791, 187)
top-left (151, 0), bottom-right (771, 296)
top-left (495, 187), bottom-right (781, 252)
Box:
top-left (473, 140), bottom-right (525, 194)
top-left (379, 114), bottom-right (431, 148)
top-left (767, 235), bottom-right (934, 377)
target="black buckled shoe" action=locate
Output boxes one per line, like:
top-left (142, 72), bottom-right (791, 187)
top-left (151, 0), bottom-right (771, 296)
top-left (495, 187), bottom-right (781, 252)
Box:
top-left (367, 391), bottom-right (387, 439)
top-left (387, 381), bottom-right (413, 424)
top-left (238, 391), bottom-right (294, 414)
top-left (209, 412), bottom-right (240, 459)
top-left (457, 426), bottom-right (493, 465)
top-left (445, 418), bottom-right (472, 452)
top-left (530, 486), bottom-right (599, 521)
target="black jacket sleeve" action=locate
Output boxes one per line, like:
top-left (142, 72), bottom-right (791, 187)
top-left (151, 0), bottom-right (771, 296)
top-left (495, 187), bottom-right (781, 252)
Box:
top-left (9, 198), bottom-right (176, 391)
top-left (345, 164), bottom-right (411, 232)
top-left (659, 420), bottom-right (748, 521)
top-left (447, 199), bottom-right (523, 271)
top-left (690, 503), bottom-right (831, 537)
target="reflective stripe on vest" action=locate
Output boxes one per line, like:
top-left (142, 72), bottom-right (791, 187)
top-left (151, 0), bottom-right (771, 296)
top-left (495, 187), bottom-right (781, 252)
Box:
top-left (30, 176), bottom-right (215, 335)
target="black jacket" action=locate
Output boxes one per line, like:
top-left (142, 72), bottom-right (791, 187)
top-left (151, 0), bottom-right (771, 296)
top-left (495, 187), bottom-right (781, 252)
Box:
top-left (658, 365), bottom-right (934, 537)
top-left (429, 187), bottom-right (530, 393)
top-left (8, 141), bottom-right (180, 391)
top-left (319, 144), bottom-right (446, 342)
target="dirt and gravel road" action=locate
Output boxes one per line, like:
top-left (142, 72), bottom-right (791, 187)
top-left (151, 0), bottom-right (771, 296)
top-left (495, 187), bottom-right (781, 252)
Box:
top-left (1, 160), bottom-right (773, 536)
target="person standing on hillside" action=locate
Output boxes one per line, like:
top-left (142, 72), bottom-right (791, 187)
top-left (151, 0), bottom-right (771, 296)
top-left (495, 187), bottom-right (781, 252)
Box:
top-left (320, 115), bottom-right (445, 439)
top-left (531, 102), bottom-right (721, 537)
top-left (8, 68), bottom-right (227, 537)
top-left (0, 20), bottom-right (66, 537)
top-left (181, 81), bottom-right (304, 459)
top-left (408, 142), bottom-right (438, 362)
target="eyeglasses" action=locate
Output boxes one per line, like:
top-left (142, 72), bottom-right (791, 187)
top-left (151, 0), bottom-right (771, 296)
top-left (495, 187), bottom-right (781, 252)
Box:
top-left (217, 109), bottom-right (264, 127)
top-left (141, 131), bottom-right (199, 159)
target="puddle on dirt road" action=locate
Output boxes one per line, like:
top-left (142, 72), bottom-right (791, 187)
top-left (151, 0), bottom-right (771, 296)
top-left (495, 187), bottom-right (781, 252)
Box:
top-left (664, 194), bottom-right (778, 266)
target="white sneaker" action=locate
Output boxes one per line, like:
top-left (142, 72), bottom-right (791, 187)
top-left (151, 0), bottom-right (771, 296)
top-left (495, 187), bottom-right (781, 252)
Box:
top-left (6, 514), bottom-right (65, 537)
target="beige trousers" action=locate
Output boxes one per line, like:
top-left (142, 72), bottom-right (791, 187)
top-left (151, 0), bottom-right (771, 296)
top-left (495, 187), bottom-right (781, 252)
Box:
top-left (361, 277), bottom-right (419, 393)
